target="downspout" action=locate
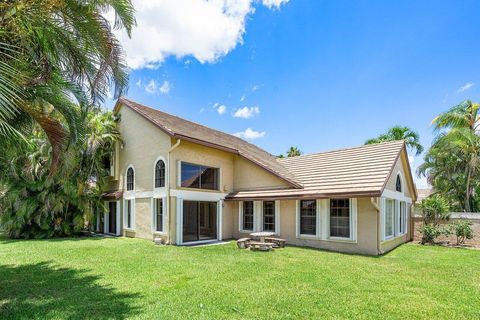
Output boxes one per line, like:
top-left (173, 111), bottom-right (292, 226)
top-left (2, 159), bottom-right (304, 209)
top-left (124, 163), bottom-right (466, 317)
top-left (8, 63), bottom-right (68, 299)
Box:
top-left (371, 197), bottom-right (381, 255)
top-left (167, 139), bottom-right (181, 244)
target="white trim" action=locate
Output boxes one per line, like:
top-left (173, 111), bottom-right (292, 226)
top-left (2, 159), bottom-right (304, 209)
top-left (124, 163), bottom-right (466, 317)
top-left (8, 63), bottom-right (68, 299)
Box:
top-left (176, 197), bottom-right (183, 244)
top-left (254, 201), bottom-right (262, 232)
top-left (327, 198), bottom-right (357, 242)
top-left (218, 200), bottom-right (223, 241)
top-left (275, 200), bottom-right (281, 236)
top-left (177, 161), bottom-right (182, 188)
top-left (124, 164), bottom-right (135, 198)
top-left (152, 155), bottom-right (168, 194)
top-left (383, 198), bottom-right (395, 240)
top-left (152, 196), bottom-right (167, 234)
top-left (239, 201), bottom-right (254, 233)
top-left (296, 199), bottom-right (321, 239)
top-left (320, 199), bottom-right (328, 240)
top-left (123, 198), bottom-right (135, 231)
top-left (381, 189), bottom-right (412, 203)
top-left (170, 189), bottom-right (227, 202)
top-left (395, 170), bottom-right (405, 193)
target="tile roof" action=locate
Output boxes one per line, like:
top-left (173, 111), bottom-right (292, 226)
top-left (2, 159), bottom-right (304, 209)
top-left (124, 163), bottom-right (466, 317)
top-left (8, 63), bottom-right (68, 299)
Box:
top-left (116, 98), bottom-right (302, 188)
top-left (227, 140), bottom-right (407, 199)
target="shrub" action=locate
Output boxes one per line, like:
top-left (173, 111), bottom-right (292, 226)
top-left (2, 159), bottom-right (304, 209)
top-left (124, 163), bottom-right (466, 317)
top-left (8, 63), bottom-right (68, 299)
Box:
top-left (419, 194), bottom-right (450, 225)
top-left (419, 225), bottom-right (443, 244)
top-left (452, 221), bottom-right (474, 245)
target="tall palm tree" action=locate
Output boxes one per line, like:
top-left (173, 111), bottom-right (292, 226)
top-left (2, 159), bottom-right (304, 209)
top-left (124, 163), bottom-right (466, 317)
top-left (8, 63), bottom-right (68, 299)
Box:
top-left (365, 125), bottom-right (424, 156)
top-left (0, 0), bottom-right (135, 172)
top-left (432, 100), bottom-right (479, 132)
top-left (287, 146), bottom-right (302, 157)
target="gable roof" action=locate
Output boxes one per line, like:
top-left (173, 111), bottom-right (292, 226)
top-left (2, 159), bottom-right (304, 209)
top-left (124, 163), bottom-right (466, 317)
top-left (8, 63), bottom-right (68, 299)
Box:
top-left (227, 140), bottom-right (416, 200)
top-left (115, 97), bottom-right (303, 188)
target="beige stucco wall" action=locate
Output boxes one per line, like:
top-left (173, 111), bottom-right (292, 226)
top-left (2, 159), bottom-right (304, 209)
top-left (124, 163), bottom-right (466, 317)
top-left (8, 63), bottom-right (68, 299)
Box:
top-left (229, 197), bottom-right (380, 255)
top-left (384, 151), bottom-right (415, 199)
top-left (115, 105), bottom-right (172, 241)
top-left (169, 140), bottom-right (235, 193)
top-left (233, 156), bottom-right (289, 191)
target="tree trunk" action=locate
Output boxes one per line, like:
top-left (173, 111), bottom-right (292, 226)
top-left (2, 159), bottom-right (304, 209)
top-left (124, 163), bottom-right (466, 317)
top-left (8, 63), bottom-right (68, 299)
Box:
top-left (465, 166), bottom-right (472, 212)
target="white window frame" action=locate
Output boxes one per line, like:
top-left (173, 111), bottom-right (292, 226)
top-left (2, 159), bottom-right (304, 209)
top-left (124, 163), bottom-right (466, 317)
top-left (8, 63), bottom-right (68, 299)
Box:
top-left (327, 198), bottom-right (357, 242)
top-left (153, 156), bottom-right (168, 192)
top-left (125, 164), bottom-right (135, 196)
top-left (384, 198), bottom-right (395, 240)
top-left (296, 199), bottom-right (320, 239)
top-left (123, 197), bottom-right (135, 231)
top-left (152, 197), bottom-right (167, 234)
top-left (258, 200), bottom-right (280, 235)
top-left (398, 201), bottom-right (407, 235)
top-left (238, 201), bottom-right (254, 233)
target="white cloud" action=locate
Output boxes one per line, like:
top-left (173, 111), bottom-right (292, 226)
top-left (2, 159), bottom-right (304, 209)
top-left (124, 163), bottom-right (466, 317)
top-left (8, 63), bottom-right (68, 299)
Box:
top-left (144, 79), bottom-right (172, 94)
top-left (408, 155), bottom-right (414, 164)
top-left (212, 103), bottom-right (227, 115)
top-left (233, 106), bottom-right (260, 119)
top-left (106, 0), bottom-right (288, 69)
top-left (262, 0), bottom-right (289, 9)
top-left (217, 104), bottom-right (227, 114)
top-left (159, 80), bottom-right (172, 94)
top-left (145, 79), bottom-right (157, 94)
top-left (240, 94), bottom-right (246, 102)
top-left (234, 128), bottom-right (266, 140)
top-left (457, 82), bottom-right (474, 93)
top-left (135, 79), bottom-right (142, 87)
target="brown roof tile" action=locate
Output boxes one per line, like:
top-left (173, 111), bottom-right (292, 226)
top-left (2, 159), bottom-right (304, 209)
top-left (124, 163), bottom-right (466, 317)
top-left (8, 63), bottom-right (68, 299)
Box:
top-left (227, 140), bottom-right (407, 199)
top-left (116, 98), bottom-right (302, 188)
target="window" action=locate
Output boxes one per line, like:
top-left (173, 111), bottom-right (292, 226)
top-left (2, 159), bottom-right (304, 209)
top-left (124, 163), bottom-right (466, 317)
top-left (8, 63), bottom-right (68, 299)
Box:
top-left (300, 200), bottom-right (316, 235)
top-left (330, 199), bottom-right (350, 238)
top-left (385, 199), bottom-right (395, 238)
top-left (155, 198), bottom-right (163, 232)
top-left (181, 162), bottom-right (219, 190)
top-left (263, 201), bottom-right (275, 232)
top-left (242, 201), bottom-right (254, 231)
top-left (399, 201), bottom-right (407, 234)
top-left (395, 174), bottom-right (402, 192)
top-left (126, 167), bottom-right (134, 191)
top-left (155, 160), bottom-right (166, 188)
top-left (125, 199), bottom-right (133, 229)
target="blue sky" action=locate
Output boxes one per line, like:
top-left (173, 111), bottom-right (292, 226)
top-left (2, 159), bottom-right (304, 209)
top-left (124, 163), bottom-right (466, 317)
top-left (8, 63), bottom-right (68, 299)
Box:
top-left (105, 0), bottom-right (480, 187)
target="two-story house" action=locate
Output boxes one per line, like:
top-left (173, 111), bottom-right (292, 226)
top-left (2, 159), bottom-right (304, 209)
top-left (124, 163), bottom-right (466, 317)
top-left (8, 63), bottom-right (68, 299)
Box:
top-left (99, 97), bottom-right (417, 255)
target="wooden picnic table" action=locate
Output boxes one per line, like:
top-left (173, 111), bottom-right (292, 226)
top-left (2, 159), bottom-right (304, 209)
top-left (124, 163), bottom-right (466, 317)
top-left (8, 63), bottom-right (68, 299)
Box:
top-left (249, 231), bottom-right (275, 243)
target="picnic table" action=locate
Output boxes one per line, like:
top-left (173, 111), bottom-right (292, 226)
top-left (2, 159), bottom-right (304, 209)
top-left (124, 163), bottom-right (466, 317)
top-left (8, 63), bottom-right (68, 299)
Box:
top-left (249, 231), bottom-right (275, 243)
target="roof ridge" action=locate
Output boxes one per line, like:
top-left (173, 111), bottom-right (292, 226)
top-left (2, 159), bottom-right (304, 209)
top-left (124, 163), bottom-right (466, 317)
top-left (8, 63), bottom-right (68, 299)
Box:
top-left (120, 97), bottom-right (275, 156)
top-left (278, 140), bottom-right (405, 161)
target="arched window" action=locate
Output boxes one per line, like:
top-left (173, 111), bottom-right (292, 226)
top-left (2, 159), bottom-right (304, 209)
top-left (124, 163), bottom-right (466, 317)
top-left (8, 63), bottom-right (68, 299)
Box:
top-left (155, 160), bottom-right (166, 188)
top-left (395, 174), bottom-right (402, 192)
top-left (127, 167), bottom-right (134, 191)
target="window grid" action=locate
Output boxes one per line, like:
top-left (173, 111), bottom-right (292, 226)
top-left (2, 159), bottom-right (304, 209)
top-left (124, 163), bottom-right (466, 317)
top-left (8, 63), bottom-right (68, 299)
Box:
top-left (126, 168), bottom-right (134, 191)
top-left (263, 201), bottom-right (275, 232)
top-left (156, 198), bottom-right (163, 232)
top-left (330, 199), bottom-right (350, 238)
top-left (155, 160), bottom-right (166, 188)
top-left (242, 201), bottom-right (254, 231)
top-left (300, 200), bottom-right (316, 235)
top-left (385, 199), bottom-right (395, 238)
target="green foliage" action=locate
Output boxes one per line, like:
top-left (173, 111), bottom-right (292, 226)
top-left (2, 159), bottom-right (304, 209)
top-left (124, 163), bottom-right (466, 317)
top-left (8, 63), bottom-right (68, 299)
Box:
top-left (418, 100), bottom-right (480, 212)
top-left (419, 225), bottom-right (444, 244)
top-left (0, 109), bottom-right (120, 239)
top-left (419, 194), bottom-right (450, 225)
top-left (0, 0), bottom-right (135, 171)
top-left (452, 221), bottom-right (474, 245)
top-left (365, 125), bottom-right (424, 155)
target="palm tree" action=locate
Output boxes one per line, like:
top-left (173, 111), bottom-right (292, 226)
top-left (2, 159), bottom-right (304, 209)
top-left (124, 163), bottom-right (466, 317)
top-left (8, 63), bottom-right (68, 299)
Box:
top-left (286, 146), bottom-right (302, 157)
top-left (0, 0), bottom-right (135, 172)
top-left (429, 100), bottom-right (480, 211)
top-left (365, 125), bottom-right (424, 156)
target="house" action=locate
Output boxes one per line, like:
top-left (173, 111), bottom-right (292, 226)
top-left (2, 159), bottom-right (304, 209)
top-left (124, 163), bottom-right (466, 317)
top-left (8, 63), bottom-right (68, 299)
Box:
top-left (99, 97), bottom-right (417, 255)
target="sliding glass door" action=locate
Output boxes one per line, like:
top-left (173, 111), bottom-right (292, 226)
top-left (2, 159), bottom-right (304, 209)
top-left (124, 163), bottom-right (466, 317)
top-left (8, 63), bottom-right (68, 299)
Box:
top-left (183, 201), bottom-right (217, 243)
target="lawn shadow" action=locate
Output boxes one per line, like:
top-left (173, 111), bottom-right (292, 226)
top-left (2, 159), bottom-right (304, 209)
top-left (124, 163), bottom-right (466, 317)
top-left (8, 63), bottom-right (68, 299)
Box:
top-left (0, 262), bottom-right (141, 320)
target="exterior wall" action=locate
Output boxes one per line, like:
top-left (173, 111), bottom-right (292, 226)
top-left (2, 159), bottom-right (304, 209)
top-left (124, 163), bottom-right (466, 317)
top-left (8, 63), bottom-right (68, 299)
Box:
top-left (233, 156), bottom-right (289, 191)
top-left (169, 140), bottom-right (235, 193)
top-left (379, 151), bottom-right (414, 252)
top-left (116, 105), bottom-right (172, 241)
top-left (230, 197), bottom-right (380, 255)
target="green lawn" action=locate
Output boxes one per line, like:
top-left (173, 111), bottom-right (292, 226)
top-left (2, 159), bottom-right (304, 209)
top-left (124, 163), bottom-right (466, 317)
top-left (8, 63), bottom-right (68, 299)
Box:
top-left (0, 237), bottom-right (479, 320)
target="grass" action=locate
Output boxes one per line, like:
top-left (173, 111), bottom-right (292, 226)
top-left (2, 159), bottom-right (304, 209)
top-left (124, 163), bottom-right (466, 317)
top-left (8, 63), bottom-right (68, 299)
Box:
top-left (0, 237), bottom-right (479, 319)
